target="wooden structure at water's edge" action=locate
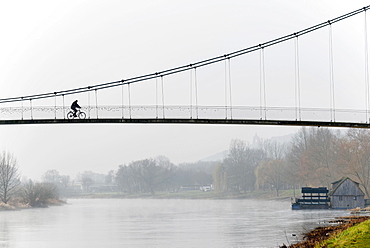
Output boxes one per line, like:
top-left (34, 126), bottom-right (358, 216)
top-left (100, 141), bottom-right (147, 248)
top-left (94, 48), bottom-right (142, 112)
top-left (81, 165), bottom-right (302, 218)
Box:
top-left (330, 177), bottom-right (365, 209)
top-left (292, 187), bottom-right (330, 210)
top-left (292, 177), bottom-right (366, 210)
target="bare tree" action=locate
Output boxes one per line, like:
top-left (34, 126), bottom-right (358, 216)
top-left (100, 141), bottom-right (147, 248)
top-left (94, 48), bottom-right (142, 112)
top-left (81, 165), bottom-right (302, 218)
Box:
top-left (256, 159), bottom-right (289, 196)
top-left (21, 179), bottom-right (39, 207)
top-left (21, 179), bottom-right (58, 207)
top-left (287, 127), bottom-right (310, 185)
top-left (305, 128), bottom-right (340, 186)
top-left (105, 170), bottom-right (115, 185)
top-left (337, 129), bottom-right (370, 198)
top-left (42, 169), bottom-right (61, 184)
top-left (79, 172), bottom-right (94, 192)
top-left (262, 139), bottom-right (288, 161)
top-left (116, 158), bottom-right (177, 194)
top-left (222, 139), bottom-right (265, 193)
top-left (287, 127), bottom-right (340, 187)
top-left (0, 151), bottom-right (20, 204)
top-left (212, 164), bottom-right (227, 192)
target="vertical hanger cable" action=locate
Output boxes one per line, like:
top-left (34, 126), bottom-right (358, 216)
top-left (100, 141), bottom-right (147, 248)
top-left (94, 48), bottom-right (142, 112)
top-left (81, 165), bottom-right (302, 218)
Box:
top-left (365, 10), bottom-right (369, 122)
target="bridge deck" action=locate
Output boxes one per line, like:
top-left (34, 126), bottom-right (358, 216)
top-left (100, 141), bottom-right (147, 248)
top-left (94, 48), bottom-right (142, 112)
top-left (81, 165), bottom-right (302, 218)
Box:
top-left (1, 118), bottom-right (370, 128)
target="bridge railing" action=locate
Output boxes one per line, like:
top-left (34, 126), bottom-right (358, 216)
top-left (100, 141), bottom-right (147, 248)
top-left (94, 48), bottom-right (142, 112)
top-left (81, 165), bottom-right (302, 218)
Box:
top-left (0, 105), bottom-right (368, 123)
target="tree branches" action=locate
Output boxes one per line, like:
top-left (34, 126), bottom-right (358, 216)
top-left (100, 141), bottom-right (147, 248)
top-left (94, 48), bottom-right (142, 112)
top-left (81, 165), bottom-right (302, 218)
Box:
top-left (0, 151), bottom-right (20, 204)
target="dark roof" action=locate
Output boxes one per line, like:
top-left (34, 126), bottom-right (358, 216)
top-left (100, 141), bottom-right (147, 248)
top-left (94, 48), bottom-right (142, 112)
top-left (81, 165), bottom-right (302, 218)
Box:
top-left (329, 177), bottom-right (364, 196)
top-left (301, 187), bottom-right (328, 194)
top-left (331, 177), bottom-right (359, 186)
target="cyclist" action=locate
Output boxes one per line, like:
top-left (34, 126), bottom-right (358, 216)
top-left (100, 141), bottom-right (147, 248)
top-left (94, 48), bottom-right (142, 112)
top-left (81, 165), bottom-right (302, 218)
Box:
top-left (71, 100), bottom-right (81, 117)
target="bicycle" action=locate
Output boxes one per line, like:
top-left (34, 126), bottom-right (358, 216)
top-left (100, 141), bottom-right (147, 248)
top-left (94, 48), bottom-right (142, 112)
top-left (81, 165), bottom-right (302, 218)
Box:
top-left (67, 109), bottom-right (86, 119)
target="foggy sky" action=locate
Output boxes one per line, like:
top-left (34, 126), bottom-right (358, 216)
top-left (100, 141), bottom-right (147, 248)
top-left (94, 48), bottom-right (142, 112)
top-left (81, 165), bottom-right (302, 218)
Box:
top-left (0, 0), bottom-right (368, 180)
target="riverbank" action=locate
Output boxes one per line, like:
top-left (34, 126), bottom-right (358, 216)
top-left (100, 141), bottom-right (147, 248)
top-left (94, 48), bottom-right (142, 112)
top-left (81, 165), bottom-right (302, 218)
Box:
top-left (0, 198), bottom-right (66, 211)
top-left (284, 216), bottom-right (370, 248)
top-left (70, 189), bottom-right (296, 201)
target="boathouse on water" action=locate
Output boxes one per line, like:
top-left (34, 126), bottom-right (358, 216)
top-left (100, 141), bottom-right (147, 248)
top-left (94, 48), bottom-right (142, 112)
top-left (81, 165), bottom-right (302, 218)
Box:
top-left (292, 187), bottom-right (330, 210)
top-left (329, 177), bottom-right (365, 209)
top-left (292, 177), bottom-right (366, 210)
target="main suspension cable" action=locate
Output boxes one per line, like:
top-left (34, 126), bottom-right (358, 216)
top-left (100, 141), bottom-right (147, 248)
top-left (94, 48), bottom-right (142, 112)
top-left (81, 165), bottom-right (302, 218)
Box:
top-left (0, 5), bottom-right (369, 104)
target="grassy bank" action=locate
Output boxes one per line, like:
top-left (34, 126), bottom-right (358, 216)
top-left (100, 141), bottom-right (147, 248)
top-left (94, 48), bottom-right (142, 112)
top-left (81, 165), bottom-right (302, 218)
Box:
top-left (317, 219), bottom-right (370, 248)
top-left (287, 216), bottom-right (370, 248)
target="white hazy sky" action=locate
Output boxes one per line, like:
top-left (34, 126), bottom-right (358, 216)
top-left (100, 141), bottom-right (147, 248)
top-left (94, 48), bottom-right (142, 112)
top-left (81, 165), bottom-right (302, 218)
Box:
top-left (0, 0), bottom-right (369, 180)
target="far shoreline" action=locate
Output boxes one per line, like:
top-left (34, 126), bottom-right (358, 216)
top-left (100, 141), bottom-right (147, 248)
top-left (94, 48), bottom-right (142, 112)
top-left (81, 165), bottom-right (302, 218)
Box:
top-left (68, 189), bottom-right (298, 201)
top-left (0, 199), bottom-right (66, 211)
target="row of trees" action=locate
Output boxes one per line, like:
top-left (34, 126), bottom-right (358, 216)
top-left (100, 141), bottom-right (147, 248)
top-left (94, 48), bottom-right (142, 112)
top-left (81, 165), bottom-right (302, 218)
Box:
top-left (213, 127), bottom-right (370, 198)
top-left (115, 156), bottom-right (213, 194)
top-left (45, 127), bottom-right (369, 199)
top-left (287, 128), bottom-right (370, 197)
top-left (0, 151), bottom-right (59, 207)
top-left (33, 158), bottom-right (214, 197)
top-left (6, 126), bottom-right (368, 203)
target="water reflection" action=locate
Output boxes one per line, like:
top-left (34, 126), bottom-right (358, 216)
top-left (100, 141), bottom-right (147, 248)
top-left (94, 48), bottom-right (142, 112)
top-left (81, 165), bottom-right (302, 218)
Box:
top-left (0, 199), bottom-right (349, 248)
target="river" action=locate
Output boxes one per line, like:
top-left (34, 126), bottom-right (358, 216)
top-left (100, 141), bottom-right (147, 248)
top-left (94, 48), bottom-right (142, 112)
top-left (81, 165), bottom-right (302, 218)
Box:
top-left (0, 198), bottom-right (349, 248)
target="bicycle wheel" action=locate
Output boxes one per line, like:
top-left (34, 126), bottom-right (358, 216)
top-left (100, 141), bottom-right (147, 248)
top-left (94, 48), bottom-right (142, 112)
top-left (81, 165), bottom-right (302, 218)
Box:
top-left (79, 111), bottom-right (86, 119)
top-left (67, 111), bottom-right (74, 119)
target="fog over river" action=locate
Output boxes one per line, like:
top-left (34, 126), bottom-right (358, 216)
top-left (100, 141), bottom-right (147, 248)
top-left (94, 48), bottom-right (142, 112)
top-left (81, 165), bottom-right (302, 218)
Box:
top-left (0, 199), bottom-right (348, 247)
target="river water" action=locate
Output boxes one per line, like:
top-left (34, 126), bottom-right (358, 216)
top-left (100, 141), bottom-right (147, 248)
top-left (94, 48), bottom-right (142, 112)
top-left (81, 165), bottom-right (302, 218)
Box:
top-left (0, 198), bottom-right (349, 248)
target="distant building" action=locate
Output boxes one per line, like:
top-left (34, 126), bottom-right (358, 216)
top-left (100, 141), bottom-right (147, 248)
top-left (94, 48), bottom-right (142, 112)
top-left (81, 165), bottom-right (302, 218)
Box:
top-left (329, 177), bottom-right (365, 209)
top-left (251, 133), bottom-right (262, 149)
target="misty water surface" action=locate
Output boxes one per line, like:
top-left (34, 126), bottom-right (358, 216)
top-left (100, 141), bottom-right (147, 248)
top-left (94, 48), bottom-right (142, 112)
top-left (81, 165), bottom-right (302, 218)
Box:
top-left (0, 198), bottom-right (348, 248)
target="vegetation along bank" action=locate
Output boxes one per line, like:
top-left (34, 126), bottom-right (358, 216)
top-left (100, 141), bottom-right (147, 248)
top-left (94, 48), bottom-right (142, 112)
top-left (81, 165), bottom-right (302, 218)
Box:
top-left (282, 216), bottom-right (370, 248)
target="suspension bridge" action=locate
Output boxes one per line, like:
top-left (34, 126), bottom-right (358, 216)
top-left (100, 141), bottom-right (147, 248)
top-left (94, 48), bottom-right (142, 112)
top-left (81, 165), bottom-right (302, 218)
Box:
top-left (2, 5), bottom-right (370, 128)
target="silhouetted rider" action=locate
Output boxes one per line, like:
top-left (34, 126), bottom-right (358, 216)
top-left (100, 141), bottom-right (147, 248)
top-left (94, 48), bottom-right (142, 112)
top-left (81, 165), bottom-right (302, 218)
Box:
top-left (71, 100), bottom-right (81, 117)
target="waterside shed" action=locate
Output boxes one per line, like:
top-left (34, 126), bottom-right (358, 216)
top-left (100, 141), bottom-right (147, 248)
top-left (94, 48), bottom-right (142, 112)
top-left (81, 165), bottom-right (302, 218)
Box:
top-left (292, 187), bottom-right (330, 210)
top-left (329, 177), bottom-right (365, 209)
